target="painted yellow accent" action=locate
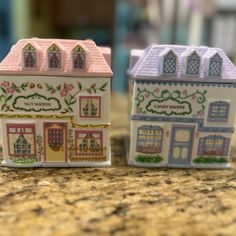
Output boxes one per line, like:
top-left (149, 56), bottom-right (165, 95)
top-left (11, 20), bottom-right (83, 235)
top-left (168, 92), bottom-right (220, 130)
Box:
top-left (173, 147), bottom-right (180, 159)
top-left (175, 130), bottom-right (190, 142)
top-left (44, 123), bottom-right (66, 162)
top-left (182, 147), bottom-right (188, 160)
top-left (0, 114), bottom-right (111, 129)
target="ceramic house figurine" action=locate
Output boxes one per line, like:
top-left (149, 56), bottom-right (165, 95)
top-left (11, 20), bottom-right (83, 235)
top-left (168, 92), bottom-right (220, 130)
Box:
top-left (0, 38), bottom-right (112, 167)
top-left (128, 44), bottom-right (236, 168)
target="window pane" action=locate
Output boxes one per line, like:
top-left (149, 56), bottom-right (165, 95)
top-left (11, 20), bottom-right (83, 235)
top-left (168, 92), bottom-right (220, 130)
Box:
top-left (136, 126), bottom-right (163, 153)
top-left (186, 58), bottom-right (200, 75)
top-left (208, 101), bottom-right (229, 122)
top-left (7, 124), bottom-right (36, 156)
top-left (73, 53), bottom-right (85, 69)
top-left (48, 52), bottom-right (61, 69)
top-left (80, 96), bottom-right (101, 118)
top-left (24, 52), bottom-right (37, 68)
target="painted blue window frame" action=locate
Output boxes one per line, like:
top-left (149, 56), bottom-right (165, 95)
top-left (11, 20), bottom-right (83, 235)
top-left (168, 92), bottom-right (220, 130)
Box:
top-left (208, 101), bottom-right (230, 122)
top-left (162, 50), bottom-right (177, 75)
top-left (186, 51), bottom-right (200, 76)
top-left (136, 125), bottom-right (163, 154)
top-left (208, 53), bottom-right (222, 77)
top-left (198, 135), bottom-right (230, 156)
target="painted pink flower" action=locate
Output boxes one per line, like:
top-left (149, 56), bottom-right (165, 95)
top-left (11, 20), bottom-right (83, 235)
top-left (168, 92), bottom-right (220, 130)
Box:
top-left (191, 94), bottom-right (197, 100)
top-left (153, 88), bottom-right (160, 94)
top-left (1, 81), bottom-right (10, 88)
top-left (182, 89), bottom-right (188, 95)
top-left (6, 87), bottom-right (15, 94)
top-left (67, 84), bottom-right (74, 91)
top-left (145, 93), bottom-right (150, 98)
top-left (91, 83), bottom-right (96, 88)
top-left (60, 89), bottom-right (68, 97)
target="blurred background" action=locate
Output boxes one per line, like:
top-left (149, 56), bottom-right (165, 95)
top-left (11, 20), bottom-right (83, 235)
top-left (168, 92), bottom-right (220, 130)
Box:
top-left (0, 0), bottom-right (236, 92)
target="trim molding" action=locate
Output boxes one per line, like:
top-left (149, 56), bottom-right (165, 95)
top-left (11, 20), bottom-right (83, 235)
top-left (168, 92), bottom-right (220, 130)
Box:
top-left (0, 114), bottom-right (110, 128)
top-left (136, 80), bottom-right (236, 88)
top-left (130, 115), bottom-right (234, 133)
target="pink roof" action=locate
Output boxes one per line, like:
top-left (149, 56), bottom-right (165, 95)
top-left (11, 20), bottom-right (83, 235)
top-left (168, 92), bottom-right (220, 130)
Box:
top-left (0, 38), bottom-right (113, 77)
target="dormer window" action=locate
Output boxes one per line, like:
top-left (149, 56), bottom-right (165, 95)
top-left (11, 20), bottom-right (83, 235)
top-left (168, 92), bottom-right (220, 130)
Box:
top-left (72, 45), bottom-right (86, 70)
top-left (208, 53), bottom-right (222, 77)
top-left (23, 43), bottom-right (37, 69)
top-left (162, 50), bottom-right (177, 75)
top-left (47, 44), bottom-right (61, 69)
top-left (186, 51), bottom-right (200, 76)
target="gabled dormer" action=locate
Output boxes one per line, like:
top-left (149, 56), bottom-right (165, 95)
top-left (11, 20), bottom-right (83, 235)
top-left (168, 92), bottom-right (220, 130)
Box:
top-left (46, 43), bottom-right (63, 70)
top-left (71, 44), bottom-right (88, 71)
top-left (204, 50), bottom-right (223, 79)
top-left (208, 52), bottom-right (223, 78)
top-left (159, 49), bottom-right (177, 76)
top-left (184, 50), bottom-right (201, 77)
top-left (22, 43), bottom-right (38, 70)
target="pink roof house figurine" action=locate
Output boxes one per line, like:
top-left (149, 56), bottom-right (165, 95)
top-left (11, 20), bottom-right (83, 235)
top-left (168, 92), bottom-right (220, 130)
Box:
top-left (128, 44), bottom-right (236, 169)
top-left (0, 38), bottom-right (112, 167)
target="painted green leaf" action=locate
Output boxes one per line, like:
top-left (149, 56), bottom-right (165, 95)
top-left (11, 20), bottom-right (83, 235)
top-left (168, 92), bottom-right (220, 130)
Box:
top-left (6, 95), bottom-right (13, 101)
top-left (69, 107), bottom-right (73, 112)
top-left (21, 82), bottom-right (29, 90)
top-left (1, 104), bottom-right (6, 111)
top-left (64, 97), bottom-right (69, 105)
top-left (77, 82), bottom-right (82, 90)
top-left (100, 82), bottom-right (108, 90)
top-left (69, 100), bottom-right (76, 105)
top-left (0, 87), bottom-right (6, 94)
top-left (68, 93), bottom-right (73, 99)
top-left (45, 83), bottom-right (50, 90)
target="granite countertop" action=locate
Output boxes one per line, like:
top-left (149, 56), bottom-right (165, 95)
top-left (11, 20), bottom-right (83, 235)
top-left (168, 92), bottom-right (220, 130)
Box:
top-left (0, 94), bottom-right (236, 236)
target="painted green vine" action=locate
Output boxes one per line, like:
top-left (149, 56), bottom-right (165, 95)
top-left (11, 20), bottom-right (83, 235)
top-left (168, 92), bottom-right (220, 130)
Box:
top-left (0, 81), bottom-right (29, 112)
top-left (0, 80), bottom-right (108, 113)
top-left (135, 87), bottom-right (207, 117)
top-left (45, 81), bottom-right (108, 113)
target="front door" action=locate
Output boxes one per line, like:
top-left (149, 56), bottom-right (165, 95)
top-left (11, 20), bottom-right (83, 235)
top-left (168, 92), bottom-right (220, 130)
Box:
top-left (44, 122), bottom-right (67, 162)
top-left (169, 125), bottom-right (195, 166)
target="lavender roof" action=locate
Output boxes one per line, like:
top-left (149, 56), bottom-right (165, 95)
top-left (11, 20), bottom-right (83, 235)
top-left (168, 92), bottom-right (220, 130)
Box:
top-left (128, 44), bottom-right (236, 83)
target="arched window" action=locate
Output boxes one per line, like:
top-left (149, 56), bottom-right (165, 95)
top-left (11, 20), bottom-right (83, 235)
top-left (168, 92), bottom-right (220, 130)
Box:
top-left (72, 45), bottom-right (86, 70)
top-left (208, 53), bottom-right (222, 77)
top-left (186, 51), bottom-right (200, 76)
top-left (23, 43), bottom-right (37, 69)
top-left (198, 135), bottom-right (230, 156)
top-left (47, 44), bottom-right (61, 69)
top-left (136, 125), bottom-right (163, 154)
top-left (208, 101), bottom-right (230, 122)
top-left (162, 50), bottom-right (177, 75)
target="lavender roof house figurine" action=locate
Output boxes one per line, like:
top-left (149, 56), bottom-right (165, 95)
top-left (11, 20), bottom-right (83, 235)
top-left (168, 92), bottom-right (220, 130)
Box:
top-left (0, 38), bottom-right (112, 167)
top-left (128, 44), bottom-right (236, 168)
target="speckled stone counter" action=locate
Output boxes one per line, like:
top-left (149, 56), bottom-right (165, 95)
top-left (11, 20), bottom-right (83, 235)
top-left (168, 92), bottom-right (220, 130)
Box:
top-left (0, 94), bottom-right (236, 236)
